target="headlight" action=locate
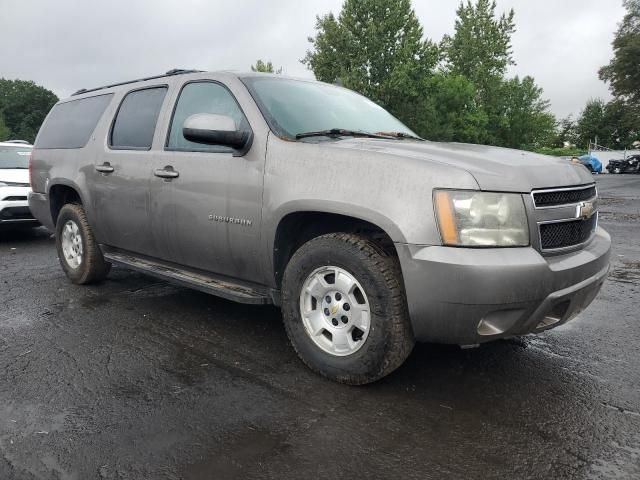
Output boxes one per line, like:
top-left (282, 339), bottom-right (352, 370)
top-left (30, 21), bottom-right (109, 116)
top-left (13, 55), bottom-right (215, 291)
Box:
top-left (434, 190), bottom-right (529, 247)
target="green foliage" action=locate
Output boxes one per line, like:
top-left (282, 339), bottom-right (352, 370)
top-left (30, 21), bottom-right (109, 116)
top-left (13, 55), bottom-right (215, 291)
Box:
top-left (303, 0), bottom-right (555, 150)
top-left (494, 76), bottom-right (556, 149)
top-left (0, 79), bottom-right (58, 143)
top-left (0, 113), bottom-right (10, 141)
top-left (599, 0), bottom-right (640, 104)
top-left (418, 73), bottom-right (488, 143)
top-left (303, 0), bottom-right (438, 125)
top-left (250, 60), bottom-right (282, 74)
top-left (441, 1), bottom-right (553, 150)
top-left (575, 98), bottom-right (640, 149)
top-left (576, 99), bottom-right (608, 147)
top-left (550, 117), bottom-right (579, 148)
top-left (442, 0), bottom-right (515, 96)
top-left (534, 146), bottom-right (585, 157)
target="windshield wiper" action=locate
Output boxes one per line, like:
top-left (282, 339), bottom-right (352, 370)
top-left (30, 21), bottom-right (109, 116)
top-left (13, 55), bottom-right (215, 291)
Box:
top-left (375, 131), bottom-right (424, 141)
top-left (295, 128), bottom-right (391, 140)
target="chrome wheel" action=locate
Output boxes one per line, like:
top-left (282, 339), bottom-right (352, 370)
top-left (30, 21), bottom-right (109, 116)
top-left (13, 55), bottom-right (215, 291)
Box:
top-left (61, 220), bottom-right (83, 269)
top-left (299, 266), bottom-right (371, 356)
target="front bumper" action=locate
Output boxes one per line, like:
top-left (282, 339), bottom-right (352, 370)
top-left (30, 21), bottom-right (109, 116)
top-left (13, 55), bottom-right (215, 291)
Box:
top-left (396, 227), bottom-right (611, 345)
top-left (0, 187), bottom-right (39, 226)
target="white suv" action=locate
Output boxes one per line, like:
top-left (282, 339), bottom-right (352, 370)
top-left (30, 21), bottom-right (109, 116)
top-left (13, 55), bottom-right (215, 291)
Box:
top-left (0, 141), bottom-right (38, 227)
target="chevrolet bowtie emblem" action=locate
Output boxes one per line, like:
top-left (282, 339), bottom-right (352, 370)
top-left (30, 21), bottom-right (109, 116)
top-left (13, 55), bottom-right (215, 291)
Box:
top-left (577, 201), bottom-right (595, 219)
top-left (330, 305), bottom-right (338, 315)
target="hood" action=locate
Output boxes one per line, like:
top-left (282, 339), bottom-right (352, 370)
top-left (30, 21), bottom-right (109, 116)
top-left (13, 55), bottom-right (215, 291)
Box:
top-left (0, 169), bottom-right (30, 185)
top-left (329, 139), bottom-right (593, 192)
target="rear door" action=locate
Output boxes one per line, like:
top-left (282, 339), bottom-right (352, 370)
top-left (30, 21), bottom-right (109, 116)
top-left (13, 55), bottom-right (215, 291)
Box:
top-left (150, 79), bottom-right (265, 282)
top-left (91, 86), bottom-right (169, 257)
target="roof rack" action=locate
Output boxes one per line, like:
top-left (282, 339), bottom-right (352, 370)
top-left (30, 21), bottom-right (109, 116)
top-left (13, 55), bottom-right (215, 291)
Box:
top-left (71, 69), bottom-right (204, 96)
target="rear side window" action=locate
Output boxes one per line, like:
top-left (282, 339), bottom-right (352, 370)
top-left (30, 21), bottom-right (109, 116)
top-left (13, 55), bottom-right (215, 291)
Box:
top-left (110, 87), bottom-right (167, 150)
top-left (35, 94), bottom-right (113, 149)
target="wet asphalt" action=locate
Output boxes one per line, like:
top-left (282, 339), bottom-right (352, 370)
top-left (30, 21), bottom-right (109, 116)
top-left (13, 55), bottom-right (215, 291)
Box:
top-left (0, 175), bottom-right (638, 480)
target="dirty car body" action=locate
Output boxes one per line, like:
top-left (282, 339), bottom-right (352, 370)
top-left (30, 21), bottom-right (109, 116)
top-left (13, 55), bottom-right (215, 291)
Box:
top-left (28, 71), bottom-right (611, 383)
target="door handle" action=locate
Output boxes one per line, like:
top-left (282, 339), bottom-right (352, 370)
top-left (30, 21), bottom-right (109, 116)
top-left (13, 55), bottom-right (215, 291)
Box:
top-left (95, 162), bottom-right (114, 174)
top-left (154, 166), bottom-right (179, 179)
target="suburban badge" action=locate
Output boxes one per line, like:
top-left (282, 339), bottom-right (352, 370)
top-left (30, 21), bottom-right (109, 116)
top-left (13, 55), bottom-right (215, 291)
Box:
top-left (208, 214), bottom-right (253, 227)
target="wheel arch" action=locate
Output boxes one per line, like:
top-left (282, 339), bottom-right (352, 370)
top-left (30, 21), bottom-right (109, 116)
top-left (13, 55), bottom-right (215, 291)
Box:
top-left (48, 180), bottom-right (86, 226)
top-left (271, 204), bottom-right (405, 289)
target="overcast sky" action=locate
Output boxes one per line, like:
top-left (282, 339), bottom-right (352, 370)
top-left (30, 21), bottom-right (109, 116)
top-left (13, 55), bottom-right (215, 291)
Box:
top-left (0, 0), bottom-right (626, 118)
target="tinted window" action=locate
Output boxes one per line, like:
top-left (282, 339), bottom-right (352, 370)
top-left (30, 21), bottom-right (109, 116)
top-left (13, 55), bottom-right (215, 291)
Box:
top-left (167, 82), bottom-right (248, 152)
top-left (0, 145), bottom-right (32, 169)
top-left (35, 94), bottom-right (113, 149)
top-left (111, 87), bottom-right (167, 149)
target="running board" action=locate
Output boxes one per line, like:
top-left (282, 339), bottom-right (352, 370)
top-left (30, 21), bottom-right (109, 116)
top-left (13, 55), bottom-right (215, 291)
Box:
top-left (102, 249), bottom-right (273, 305)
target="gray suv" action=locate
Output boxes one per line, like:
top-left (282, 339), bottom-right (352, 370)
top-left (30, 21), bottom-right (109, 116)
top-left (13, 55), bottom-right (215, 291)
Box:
top-left (29, 69), bottom-right (611, 384)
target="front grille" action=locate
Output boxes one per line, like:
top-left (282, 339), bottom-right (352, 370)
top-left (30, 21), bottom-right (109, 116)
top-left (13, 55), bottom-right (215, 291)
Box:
top-left (2, 196), bottom-right (27, 201)
top-left (540, 215), bottom-right (597, 250)
top-left (0, 206), bottom-right (34, 220)
top-left (533, 185), bottom-right (596, 207)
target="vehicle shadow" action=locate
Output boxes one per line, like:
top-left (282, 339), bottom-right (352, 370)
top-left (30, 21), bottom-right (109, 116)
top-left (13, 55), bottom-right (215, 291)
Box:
top-left (0, 226), bottom-right (52, 244)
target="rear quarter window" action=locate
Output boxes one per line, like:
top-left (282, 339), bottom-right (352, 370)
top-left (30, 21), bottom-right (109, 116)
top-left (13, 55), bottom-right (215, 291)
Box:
top-left (35, 94), bottom-right (114, 149)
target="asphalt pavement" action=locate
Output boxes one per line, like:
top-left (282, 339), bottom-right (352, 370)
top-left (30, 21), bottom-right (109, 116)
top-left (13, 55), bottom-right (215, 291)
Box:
top-left (0, 175), bottom-right (638, 480)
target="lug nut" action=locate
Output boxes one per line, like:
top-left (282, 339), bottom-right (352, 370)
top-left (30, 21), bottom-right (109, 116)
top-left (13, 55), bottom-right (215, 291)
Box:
top-left (324, 308), bottom-right (330, 315)
top-left (325, 296), bottom-right (332, 303)
top-left (335, 292), bottom-right (342, 301)
top-left (343, 303), bottom-right (350, 311)
top-left (341, 316), bottom-right (348, 324)
top-left (331, 318), bottom-right (339, 326)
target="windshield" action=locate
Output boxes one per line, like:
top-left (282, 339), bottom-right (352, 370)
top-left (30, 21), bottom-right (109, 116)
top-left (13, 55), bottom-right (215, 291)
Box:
top-left (0, 145), bottom-right (32, 169)
top-left (241, 77), bottom-right (416, 140)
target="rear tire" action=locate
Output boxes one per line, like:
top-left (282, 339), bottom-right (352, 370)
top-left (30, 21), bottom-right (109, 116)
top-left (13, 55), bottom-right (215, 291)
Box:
top-left (281, 233), bottom-right (414, 385)
top-left (55, 203), bottom-right (111, 284)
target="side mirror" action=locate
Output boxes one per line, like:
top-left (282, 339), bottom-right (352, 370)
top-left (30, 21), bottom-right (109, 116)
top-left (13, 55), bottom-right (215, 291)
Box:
top-left (182, 113), bottom-right (249, 150)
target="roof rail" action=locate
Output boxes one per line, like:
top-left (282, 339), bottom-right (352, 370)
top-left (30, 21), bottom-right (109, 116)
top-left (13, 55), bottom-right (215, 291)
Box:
top-left (5, 140), bottom-right (31, 144)
top-left (71, 69), bottom-right (204, 96)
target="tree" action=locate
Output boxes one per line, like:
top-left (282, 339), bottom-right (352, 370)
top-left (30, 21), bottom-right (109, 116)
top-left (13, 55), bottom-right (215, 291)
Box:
top-left (495, 76), bottom-right (556, 149)
top-left (0, 79), bottom-right (58, 143)
top-left (576, 98), bottom-right (608, 148)
top-left (442, 0), bottom-right (515, 99)
top-left (575, 98), bottom-right (640, 149)
top-left (0, 113), bottom-right (10, 142)
top-left (417, 73), bottom-right (488, 143)
top-left (250, 59), bottom-right (282, 74)
top-left (303, 0), bottom-right (438, 128)
top-left (442, 0), bottom-right (554, 149)
top-left (550, 117), bottom-right (579, 148)
top-left (599, 0), bottom-right (640, 104)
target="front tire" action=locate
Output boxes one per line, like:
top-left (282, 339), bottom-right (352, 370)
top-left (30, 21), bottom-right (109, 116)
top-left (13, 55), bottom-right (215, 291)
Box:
top-left (281, 233), bottom-right (414, 385)
top-left (55, 203), bottom-right (111, 284)
top-left (613, 167), bottom-right (622, 174)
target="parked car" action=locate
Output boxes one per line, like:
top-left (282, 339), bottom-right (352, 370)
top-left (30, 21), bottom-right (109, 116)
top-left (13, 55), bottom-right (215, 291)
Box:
top-left (606, 155), bottom-right (640, 174)
top-left (29, 70), bottom-right (611, 384)
top-left (0, 141), bottom-right (39, 228)
top-left (575, 154), bottom-right (603, 174)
